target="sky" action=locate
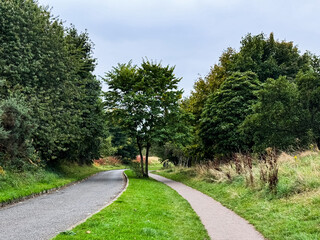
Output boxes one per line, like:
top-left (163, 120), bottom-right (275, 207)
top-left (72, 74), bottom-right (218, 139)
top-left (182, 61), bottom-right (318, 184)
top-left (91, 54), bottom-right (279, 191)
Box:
top-left (37, 0), bottom-right (320, 96)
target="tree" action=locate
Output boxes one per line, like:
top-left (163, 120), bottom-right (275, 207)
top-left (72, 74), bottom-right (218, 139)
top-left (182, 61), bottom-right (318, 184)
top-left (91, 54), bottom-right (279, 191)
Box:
top-left (104, 60), bottom-right (182, 176)
top-left (241, 76), bottom-right (305, 152)
top-left (231, 33), bottom-right (308, 82)
top-left (187, 47), bottom-right (236, 123)
top-left (296, 69), bottom-right (320, 146)
top-left (152, 106), bottom-right (194, 166)
top-left (107, 124), bottom-right (138, 163)
top-left (200, 71), bottom-right (260, 158)
top-left (0, 1), bottom-right (105, 166)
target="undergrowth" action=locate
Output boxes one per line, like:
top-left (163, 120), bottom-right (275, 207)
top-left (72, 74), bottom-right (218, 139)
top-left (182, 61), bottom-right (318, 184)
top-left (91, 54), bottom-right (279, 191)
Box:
top-left (156, 150), bottom-right (320, 240)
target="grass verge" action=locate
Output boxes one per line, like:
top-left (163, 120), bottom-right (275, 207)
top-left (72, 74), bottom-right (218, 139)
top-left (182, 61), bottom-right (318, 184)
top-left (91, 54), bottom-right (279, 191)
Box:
top-left (0, 162), bottom-right (124, 204)
top-left (53, 170), bottom-right (209, 240)
top-left (155, 152), bottom-right (320, 240)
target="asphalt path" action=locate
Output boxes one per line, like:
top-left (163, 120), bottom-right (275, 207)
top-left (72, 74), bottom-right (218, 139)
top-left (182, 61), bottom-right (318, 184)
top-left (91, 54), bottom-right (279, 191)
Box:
top-left (0, 169), bottom-right (126, 240)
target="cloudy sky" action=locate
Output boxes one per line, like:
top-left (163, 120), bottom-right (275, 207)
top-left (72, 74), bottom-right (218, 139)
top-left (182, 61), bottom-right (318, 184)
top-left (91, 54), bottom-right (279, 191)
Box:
top-left (37, 0), bottom-right (320, 95)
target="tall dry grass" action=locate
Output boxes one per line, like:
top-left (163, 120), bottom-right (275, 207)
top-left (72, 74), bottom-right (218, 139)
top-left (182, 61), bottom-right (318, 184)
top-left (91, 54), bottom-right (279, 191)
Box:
top-left (169, 150), bottom-right (320, 197)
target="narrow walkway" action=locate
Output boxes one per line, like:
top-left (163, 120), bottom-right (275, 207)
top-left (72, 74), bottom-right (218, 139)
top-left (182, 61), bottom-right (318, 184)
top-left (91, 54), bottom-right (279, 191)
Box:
top-left (149, 173), bottom-right (265, 240)
top-left (0, 170), bottom-right (126, 240)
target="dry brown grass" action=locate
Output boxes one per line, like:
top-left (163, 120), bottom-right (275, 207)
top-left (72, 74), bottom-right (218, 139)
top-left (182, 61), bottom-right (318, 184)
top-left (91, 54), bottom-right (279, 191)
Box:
top-left (93, 157), bottom-right (121, 166)
top-left (188, 150), bottom-right (320, 195)
top-left (133, 156), bottom-right (160, 164)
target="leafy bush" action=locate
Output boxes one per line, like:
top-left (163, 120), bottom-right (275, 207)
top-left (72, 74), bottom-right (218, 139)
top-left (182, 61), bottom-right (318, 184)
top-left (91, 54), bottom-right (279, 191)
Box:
top-left (0, 97), bottom-right (38, 170)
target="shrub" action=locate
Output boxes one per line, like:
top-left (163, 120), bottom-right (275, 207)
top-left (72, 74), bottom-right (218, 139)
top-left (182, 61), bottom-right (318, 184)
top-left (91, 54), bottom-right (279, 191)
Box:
top-left (0, 97), bottom-right (37, 170)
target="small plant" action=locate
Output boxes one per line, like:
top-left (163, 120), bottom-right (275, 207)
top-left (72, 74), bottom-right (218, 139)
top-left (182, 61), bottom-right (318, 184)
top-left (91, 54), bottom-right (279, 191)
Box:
top-left (0, 166), bottom-right (5, 176)
top-left (129, 162), bottom-right (144, 177)
top-left (233, 153), bottom-right (243, 174)
top-left (261, 148), bottom-right (279, 192)
top-left (60, 230), bottom-right (76, 236)
top-left (244, 154), bottom-right (254, 187)
top-left (233, 153), bottom-right (254, 186)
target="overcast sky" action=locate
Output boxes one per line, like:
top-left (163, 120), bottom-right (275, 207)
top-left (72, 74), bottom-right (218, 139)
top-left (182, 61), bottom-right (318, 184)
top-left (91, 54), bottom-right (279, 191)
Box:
top-left (37, 0), bottom-right (320, 95)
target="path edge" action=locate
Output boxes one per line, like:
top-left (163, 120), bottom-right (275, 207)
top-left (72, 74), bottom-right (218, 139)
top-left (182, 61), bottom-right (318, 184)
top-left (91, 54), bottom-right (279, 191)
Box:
top-left (149, 172), bottom-right (266, 240)
top-left (65, 170), bottom-right (129, 231)
top-left (0, 169), bottom-right (124, 209)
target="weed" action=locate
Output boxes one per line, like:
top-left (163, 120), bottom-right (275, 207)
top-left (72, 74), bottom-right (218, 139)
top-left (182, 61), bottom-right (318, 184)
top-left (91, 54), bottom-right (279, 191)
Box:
top-left (265, 148), bottom-right (279, 192)
top-left (60, 231), bottom-right (76, 236)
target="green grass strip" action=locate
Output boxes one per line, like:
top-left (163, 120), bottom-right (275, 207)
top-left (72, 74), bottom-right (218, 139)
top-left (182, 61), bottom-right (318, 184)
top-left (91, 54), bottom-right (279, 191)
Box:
top-left (156, 170), bottom-right (320, 240)
top-left (0, 164), bottom-right (124, 203)
top-left (53, 170), bottom-right (209, 240)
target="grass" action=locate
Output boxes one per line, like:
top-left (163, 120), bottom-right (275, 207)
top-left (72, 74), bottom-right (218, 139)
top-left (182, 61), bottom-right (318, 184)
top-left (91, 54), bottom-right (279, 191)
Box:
top-left (155, 151), bottom-right (320, 240)
top-left (0, 161), bottom-right (124, 203)
top-left (53, 170), bottom-right (209, 240)
top-left (147, 156), bottom-right (163, 171)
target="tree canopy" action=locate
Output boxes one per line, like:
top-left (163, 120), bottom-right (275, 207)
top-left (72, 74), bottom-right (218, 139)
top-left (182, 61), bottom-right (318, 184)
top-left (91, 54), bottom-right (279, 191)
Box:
top-left (0, 0), bottom-right (105, 169)
top-left (104, 60), bottom-right (182, 176)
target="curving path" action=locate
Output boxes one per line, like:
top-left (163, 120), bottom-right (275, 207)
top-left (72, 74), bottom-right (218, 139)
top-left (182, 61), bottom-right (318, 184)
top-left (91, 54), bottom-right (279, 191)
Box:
top-left (150, 173), bottom-right (265, 240)
top-left (0, 169), bottom-right (126, 240)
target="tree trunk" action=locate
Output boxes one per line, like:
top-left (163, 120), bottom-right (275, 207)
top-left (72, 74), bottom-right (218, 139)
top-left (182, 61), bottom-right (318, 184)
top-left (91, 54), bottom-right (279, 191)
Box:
top-left (145, 142), bottom-right (151, 177)
top-left (137, 137), bottom-right (144, 176)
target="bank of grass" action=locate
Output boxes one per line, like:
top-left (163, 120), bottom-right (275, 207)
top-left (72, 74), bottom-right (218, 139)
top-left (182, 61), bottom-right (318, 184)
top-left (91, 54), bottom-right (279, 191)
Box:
top-left (148, 156), bottom-right (163, 171)
top-left (0, 160), bottom-right (124, 204)
top-left (156, 151), bottom-right (320, 240)
top-left (54, 170), bottom-right (209, 240)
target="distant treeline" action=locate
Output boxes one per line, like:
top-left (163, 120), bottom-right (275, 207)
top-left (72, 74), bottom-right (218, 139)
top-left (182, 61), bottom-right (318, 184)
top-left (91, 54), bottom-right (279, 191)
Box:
top-left (154, 33), bottom-right (320, 165)
top-left (0, 0), bottom-right (105, 170)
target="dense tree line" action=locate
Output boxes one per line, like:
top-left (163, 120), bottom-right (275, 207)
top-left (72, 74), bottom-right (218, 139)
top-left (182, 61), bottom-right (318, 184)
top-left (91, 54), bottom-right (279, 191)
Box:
top-left (0, 0), bottom-right (105, 170)
top-left (158, 33), bottom-right (320, 165)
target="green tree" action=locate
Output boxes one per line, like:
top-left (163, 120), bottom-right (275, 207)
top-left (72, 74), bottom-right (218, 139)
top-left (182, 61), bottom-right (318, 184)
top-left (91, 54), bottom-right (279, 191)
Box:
top-left (107, 125), bottom-right (139, 163)
top-left (241, 76), bottom-right (304, 152)
top-left (187, 47), bottom-right (236, 123)
top-left (152, 106), bottom-right (194, 166)
top-left (104, 60), bottom-right (182, 176)
top-left (296, 69), bottom-right (320, 146)
top-left (232, 33), bottom-right (308, 82)
top-left (0, 0), bottom-right (105, 167)
top-left (200, 71), bottom-right (260, 158)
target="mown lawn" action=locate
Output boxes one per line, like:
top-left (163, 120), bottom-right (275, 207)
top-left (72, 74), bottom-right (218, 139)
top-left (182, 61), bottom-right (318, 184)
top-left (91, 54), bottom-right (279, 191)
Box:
top-left (0, 162), bottom-right (124, 203)
top-left (155, 152), bottom-right (320, 240)
top-left (53, 170), bottom-right (209, 240)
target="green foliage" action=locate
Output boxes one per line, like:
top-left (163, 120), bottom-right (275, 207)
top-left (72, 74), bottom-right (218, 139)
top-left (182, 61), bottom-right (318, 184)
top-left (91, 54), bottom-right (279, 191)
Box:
top-left (186, 47), bottom-right (235, 123)
top-left (231, 32), bottom-right (307, 82)
top-left (200, 71), bottom-right (260, 157)
top-left (0, 0), bottom-right (105, 168)
top-left (241, 76), bottom-right (305, 152)
top-left (0, 96), bottom-right (37, 170)
top-left (296, 69), bottom-right (320, 145)
top-left (181, 32), bottom-right (317, 160)
top-left (104, 60), bottom-right (183, 176)
top-left (108, 125), bottom-right (138, 163)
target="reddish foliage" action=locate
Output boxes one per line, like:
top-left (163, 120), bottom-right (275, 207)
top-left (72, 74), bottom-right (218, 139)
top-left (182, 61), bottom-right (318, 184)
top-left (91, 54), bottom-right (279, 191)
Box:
top-left (134, 155), bottom-right (145, 163)
top-left (93, 157), bottom-right (121, 166)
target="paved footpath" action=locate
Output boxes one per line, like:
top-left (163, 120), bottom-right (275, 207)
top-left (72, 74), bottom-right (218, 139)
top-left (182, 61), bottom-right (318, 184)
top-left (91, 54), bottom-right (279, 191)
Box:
top-left (0, 169), bottom-right (126, 240)
top-left (150, 173), bottom-right (265, 240)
